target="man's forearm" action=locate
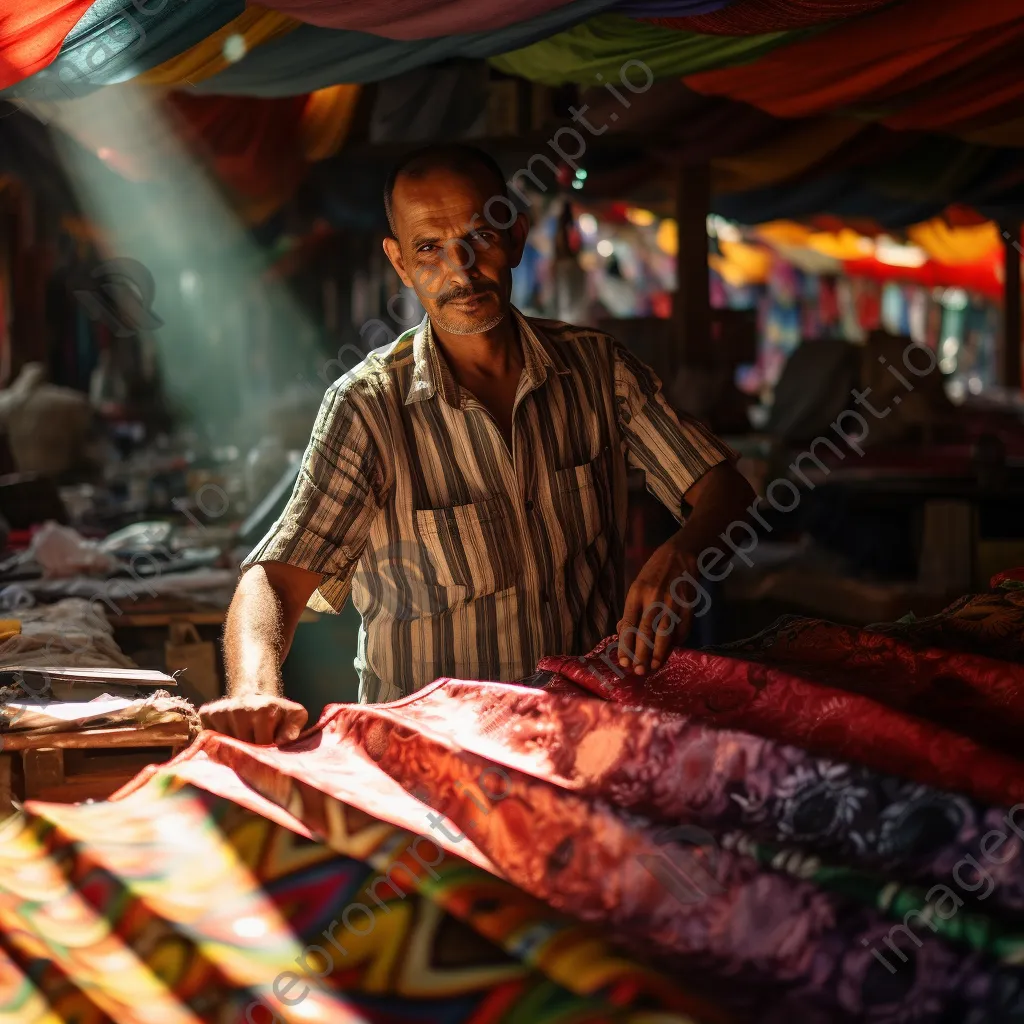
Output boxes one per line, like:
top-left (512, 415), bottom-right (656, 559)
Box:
top-left (224, 568), bottom-right (291, 698)
top-left (675, 462), bottom-right (756, 555)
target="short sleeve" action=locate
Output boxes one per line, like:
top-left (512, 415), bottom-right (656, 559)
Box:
top-left (613, 340), bottom-right (738, 522)
top-left (241, 385), bottom-right (383, 612)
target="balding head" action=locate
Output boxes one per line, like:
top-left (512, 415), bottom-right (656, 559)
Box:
top-left (384, 144), bottom-right (510, 236)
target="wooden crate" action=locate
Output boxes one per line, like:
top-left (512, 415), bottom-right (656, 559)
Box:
top-left (0, 722), bottom-right (193, 816)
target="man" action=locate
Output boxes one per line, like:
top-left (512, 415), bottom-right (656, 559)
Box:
top-left (201, 144), bottom-right (755, 744)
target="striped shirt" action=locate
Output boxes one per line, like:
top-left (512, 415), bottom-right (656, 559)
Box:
top-left (243, 309), bottom-right (736, 703)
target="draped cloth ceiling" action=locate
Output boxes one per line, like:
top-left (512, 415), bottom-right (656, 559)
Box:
top-left (2, 0), bottom-right (1024, 224)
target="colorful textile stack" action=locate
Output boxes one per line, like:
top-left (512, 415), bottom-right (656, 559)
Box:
top-left (2, 575), bottom-right (1024, 1021)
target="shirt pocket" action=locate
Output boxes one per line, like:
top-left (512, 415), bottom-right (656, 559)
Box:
top-left (553, 446), bottom-right (612, 556)
top-left (414, 496), bottom-right (518, 595)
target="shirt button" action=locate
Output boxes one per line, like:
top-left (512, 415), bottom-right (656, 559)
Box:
top-left (525, 498), bottom-right (535, 512)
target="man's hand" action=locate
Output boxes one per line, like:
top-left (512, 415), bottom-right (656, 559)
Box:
top-left (199, 694), bottom-right (308, 745)
top-left (617, 534), bottom-right (698, 676)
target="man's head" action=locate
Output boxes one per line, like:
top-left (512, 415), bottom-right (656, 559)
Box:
top-left (382, 144), bottom-right (528, 337)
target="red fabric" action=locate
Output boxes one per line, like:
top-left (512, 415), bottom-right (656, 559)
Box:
top-left (843, 254), bottom-right (1003, 300)
top-left (882, 43), bottom-right (1024, 132)
top-left (166, 92), bottom-right (310, 204)
top-left (539, 615), bottom-right (1024, 808)
top-left (684, 0), bottom-right (1024, 119)
top-left (647, 0), bottom-right (895, 35)
top-left (0, 1), bottom-right (93, 90)
top-left (108, 652), bottom-right (1024, 1018)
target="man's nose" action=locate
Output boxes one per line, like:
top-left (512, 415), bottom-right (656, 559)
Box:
top-left (443, 240), bottom-right (480, 283)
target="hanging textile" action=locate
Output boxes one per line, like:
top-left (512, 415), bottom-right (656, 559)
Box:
top-left (192, 0), bottom-right (619, 96)
top-left (257, 0), bottom-right (610, 40)
top-left (907, 218), bottom-right (1002, 266)
top-left (0, 1), bottom-right (94, 91)
top-left (137, 5), bottom-right (301, 87)
top-left (299, 84), bottom-right (362, 160)
top-left (711, 117), bottom-right (866, 193)
top-left (490, 14), bottom-right (799, 86)
top-left (0, 0), bottom-right (246, 102)
top-left (684, 0), bottom-right (1024, 119)
top-left (369, 61), bottom-right (490, 143)
top-left (646, 0), bottom-right (896, 33)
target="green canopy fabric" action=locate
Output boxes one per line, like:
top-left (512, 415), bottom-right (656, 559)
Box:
top-left (488, 13), bottom-right (799, 85)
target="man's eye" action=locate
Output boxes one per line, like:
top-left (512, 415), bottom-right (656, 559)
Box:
top-left (418, 244), bottom-right (437, 254)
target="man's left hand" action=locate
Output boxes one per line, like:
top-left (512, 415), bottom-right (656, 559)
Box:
top-left (617, 534), bottom-right (698, 675)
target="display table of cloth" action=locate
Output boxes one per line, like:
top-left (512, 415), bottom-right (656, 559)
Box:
top-left (2, 576), bottom-right (1024, 1022)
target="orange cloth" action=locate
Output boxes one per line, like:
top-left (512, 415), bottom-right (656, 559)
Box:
top-left (907, 219), bottom-right (1002, 266)
top-left (685, 0), bottom-right (1024, 120)
top-left (298, 85), bottom-right (361, 161)
top-left (137, 6), bottom-right (300, 87)
top-left (0, 1), bottom-right (94, 90)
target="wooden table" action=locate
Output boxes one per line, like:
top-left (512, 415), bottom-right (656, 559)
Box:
top-left (0, 721), bottom-right (193, 817)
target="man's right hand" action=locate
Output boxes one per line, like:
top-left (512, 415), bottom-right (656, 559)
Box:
top-left (199, 694), bottom-right (308, 745)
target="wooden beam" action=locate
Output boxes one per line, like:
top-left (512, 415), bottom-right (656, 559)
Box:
top-left (1001, 221), bottom-right (1022, 389)
top-left (671, 163), bottom-right (712, 367)
top-left (0, 722), bottom-right (192, 753)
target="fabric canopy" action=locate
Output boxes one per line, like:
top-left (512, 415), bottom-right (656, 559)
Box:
top-left (188, 0), bottom-right (620, 95)
top-left (0, 1), bottom-right (94, 90)
top-left (488, 14), bottom-right (798, 85)
top-left (0, 0), bottom-right (245, 102)
top-left (259, 0), bottom-right (727, 39)
top-left (646, 0), bottom-right (896, 33)
top-left (684, 0), bottom-right (1024, 118)
top-left (3, 0), bottom-right (1024, 226)
top-left (137, 7), bottom-right (302, 88)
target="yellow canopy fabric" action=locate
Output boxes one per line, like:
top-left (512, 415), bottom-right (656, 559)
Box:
top-left (709, 239), bottom-right (773, 287)
top-left (907, 219), bottom-right (1002, 265)
top-left (137, 6), bottom-right (301, 87)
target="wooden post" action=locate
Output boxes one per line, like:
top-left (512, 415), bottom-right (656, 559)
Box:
top-left (672, 163), bottom-right (712, 367)
top-left (1001, 221), bottom-right (1022, 390)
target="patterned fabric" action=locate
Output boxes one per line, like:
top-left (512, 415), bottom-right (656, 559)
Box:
top-left (4, 578), bottom-right (1024, 1021)
top-left (112, 581), bottom-right (1024, 1021)
top-left (542, 580), bottom-right (1024, 793)
top-left (243, 309), bottom-right (734, 702)
top-left (0, 778), bottom-right (708, 1023)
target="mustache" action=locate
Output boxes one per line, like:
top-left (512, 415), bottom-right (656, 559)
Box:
top-left (436, 283), bottom-right (499, 307)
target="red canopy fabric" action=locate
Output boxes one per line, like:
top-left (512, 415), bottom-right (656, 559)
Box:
top-left (646, 0), bottom-right (895, 34)
top-left (684, 0), bottom-right (1024, 119)
top-left (0, 0), bottom-right (93, 90)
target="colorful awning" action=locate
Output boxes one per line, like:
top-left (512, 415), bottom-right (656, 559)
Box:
top-left (3, 0), bottom-right (1024, 225)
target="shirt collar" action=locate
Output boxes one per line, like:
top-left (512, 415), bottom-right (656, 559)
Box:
top-left (404, 307), bottom-right (571, 408)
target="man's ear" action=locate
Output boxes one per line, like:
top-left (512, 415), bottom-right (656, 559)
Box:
top-left (383, 237), bottom-right (414, 289)
top-left (508, 211), bottom-right (530, 269)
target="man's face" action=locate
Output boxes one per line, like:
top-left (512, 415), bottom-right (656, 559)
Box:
top-left (383, 167), bottom-right (527, 336)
